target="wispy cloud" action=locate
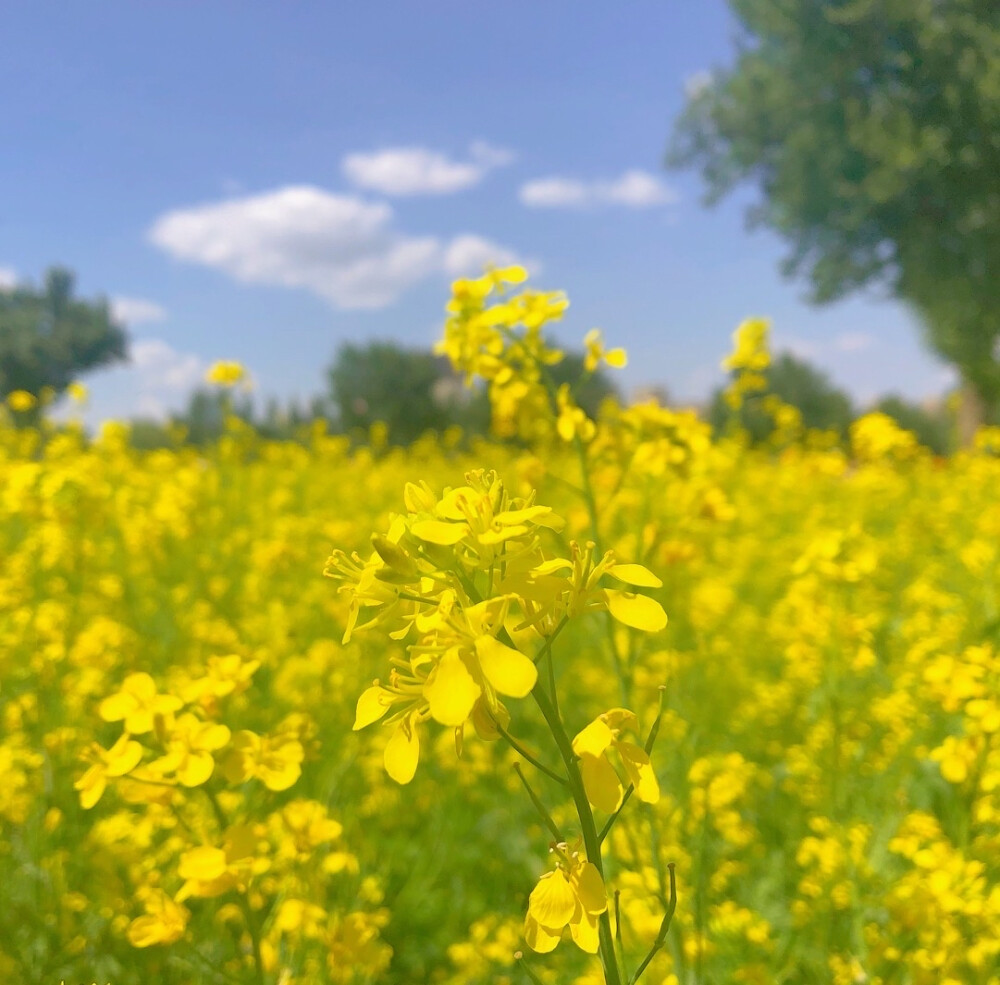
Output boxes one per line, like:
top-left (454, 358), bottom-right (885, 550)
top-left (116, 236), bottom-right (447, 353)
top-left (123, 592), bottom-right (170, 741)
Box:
top-left (131, 338), bottom-right (204, 391)
top-left (442, 234), bottom-right (524, 277)
top-left (149, 186), bottom-right (527, 309)
top-left (519, 169), bottom-right (676, 210)
top-left (111, 296), bottom-right (167, 327)
top-left (342, 141), bottom-right (514, 196)
top-left (832, 331), bottom-right (874, 353)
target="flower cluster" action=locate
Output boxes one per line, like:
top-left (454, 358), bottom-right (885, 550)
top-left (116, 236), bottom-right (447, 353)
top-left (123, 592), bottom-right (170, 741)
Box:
top-left (326, 468), bottom-right (666, 784)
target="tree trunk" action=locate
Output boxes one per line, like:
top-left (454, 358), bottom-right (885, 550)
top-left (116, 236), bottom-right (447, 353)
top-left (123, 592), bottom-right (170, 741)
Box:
top-left (957, 379), bottom-right (986, 448)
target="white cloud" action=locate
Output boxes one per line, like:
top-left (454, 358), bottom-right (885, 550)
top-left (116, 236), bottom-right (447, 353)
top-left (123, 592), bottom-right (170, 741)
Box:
top-left (833, 331), bottom-right (874, 353)
top-left (606, 170), bottom-right (676, 207)
top-left (0, 266), bottom-right (17, 291)
top-left (111, 296), bottom-right (167, 326)
top-left (519, 169), bottom-right (676, 210)
top-left (520, 177), bottom-right (590, 209)
top-left (131, 338), bottom-right (205, 391)
top-left (149, 185), bottom-right (528, 309)
top-left (150, 186), bottom-right (442, 309)
top-left (469, 140), bottom-right (516, 168)
top-left (443, 235), bottom-right (522, 277)
top-left (342, 141), bottom-right (514, 197)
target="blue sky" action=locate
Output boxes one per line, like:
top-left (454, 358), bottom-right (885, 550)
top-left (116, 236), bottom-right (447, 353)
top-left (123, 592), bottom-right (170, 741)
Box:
top-left (2, 1), bottom-right (953, 424)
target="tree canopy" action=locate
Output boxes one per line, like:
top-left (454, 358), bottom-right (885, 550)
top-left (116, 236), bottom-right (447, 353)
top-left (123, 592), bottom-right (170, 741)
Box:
top-left (326, 340), bottom-right (620, 446)
top-left (671, 0), bottom-right (1000, 429)
top-left (327, 341), bottom-right (487, 445)
top-left (0, 268), bottom-right (128, 403)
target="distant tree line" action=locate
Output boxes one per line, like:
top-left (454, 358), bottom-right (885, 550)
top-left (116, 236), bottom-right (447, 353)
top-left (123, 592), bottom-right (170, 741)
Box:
top-left (0, 266), bottom-right (955, 454)
top-left (708, 351), bottom-right (951, 454)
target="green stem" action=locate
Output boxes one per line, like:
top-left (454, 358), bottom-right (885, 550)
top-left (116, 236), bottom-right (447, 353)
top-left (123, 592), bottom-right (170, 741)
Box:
top-left (532, 615), bottom-right (568, 665)
top-left (532, 684), bottom-right (623, 985)
top-left (614, 889), bottom-right (626, 979)
top-left (516, 951), bottom-right (547, 985)
top-left (204, 788), bottom-right (266, 985)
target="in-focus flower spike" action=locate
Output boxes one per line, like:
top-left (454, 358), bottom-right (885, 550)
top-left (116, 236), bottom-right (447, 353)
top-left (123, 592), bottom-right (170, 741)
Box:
top-left (572, 708), bottom-right (660, 814)
top-left (523, 841), bottom-right (608, 954)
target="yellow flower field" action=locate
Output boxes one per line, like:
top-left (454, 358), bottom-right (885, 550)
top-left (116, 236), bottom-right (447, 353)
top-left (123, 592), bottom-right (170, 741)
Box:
top-left (2, 273), bottom-right (999, 985)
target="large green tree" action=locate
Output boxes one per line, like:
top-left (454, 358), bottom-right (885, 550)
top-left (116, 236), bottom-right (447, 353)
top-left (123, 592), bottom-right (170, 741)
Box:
top-left (671, 0), bottom-right (1000, 438)
top-left (0, 267), bottom-right (128, 403)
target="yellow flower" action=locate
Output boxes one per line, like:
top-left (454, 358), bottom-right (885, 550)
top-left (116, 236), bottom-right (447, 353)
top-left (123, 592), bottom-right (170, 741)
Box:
top-left (205, 360), bottom-right (247, 386)
top-left (721, 317), bottom-right (771, 373)
top-left (74, 733), bottom-right (144, 808)
top-left (127, 889), bottom-right (189, 947)
top-left (66, 381), bottom-right (89, 403)
top-left (572, 709), bottom-right (660, 813)
top-left (175, 824), bottom-right (259, 900)
top-left (556, 384), bottom-right (596, 443)
top-left (150, 713), bottom-right (231, 786)
top-left (222, 730), bottom-right (304, 790)
top-left (524, 843), bottom-right (607, 953)
top-left (99, 672), bottom-right (183, 734)
top-left (6, 390), bottom-right (36, 412)
top-left (583, 329), bottom-right (627, 372)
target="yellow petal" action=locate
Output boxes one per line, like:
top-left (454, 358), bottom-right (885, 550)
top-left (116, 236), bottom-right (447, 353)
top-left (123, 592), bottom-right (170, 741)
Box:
top-left (384, 717), bottom-right (420, 784)
top-left (106, 737), bottom-right (144, 777)
top-left (572, 719), bottom-right (615, 758)
top-left (124, 709), bottom-right (156, 735)
top-left (354, 686), bottom-right (392, 730)
top-left (178, 846), bottom-right (227, 882)
top-left (128, 914), bottom-right (168, 948)
top-left (478, 524), bottom-right (529, 545)
top-left (617, 740), bottom-right (660, 803)
top-left (608, 563), bottom-right (662, 588)
top-left (260, 754), bottom-right (302, 791)
top-left (496, 506), bottom-right (553, 525)
top-left (528, 870), bottom-right (576, 929)
top-left (568, 906), bottom-right (601, 953)
top-left (75, 766), bottom-right (106, 810)
top-left (604, 590), bottom-right (668, 632)
top-left (410, 519), bottom-right (468, 545)
top-left (98, 692), bottom-right (135, 723)
top-left (197, 723), bottom-right (231, 752)
top-left (531, 558), bottom-right (574, 577)
top-left (579, 753), bottom-right (624, 813)
top-left (523, 913), bottom-right (562, 953)
top-left (425, 652), bottom-right (482, 727)
top-left (176, 751), bottom-right (215, 787)
top-left (125, 672), bottom-right (157, 699)
top-left (475, 636), bottom-right (537, 698)
top-left (605, 348), bottom-right (628, 368)
top-left (573, 861), bottom-right (608, 914)
top-left (601, 708), bottom-right (639, 733)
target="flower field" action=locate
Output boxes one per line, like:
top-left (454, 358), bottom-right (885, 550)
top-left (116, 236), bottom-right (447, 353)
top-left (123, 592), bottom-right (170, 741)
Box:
top-left (2, 273), bottom-right (1000, 985)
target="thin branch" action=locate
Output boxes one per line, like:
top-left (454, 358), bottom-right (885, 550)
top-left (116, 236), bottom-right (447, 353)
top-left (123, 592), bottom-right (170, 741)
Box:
top-left (629, 863), bottom-right (677, 985)
top-left (495, 720), bottom-right (568, 787)
top-left (513, 762), bottom-right (564, 842)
